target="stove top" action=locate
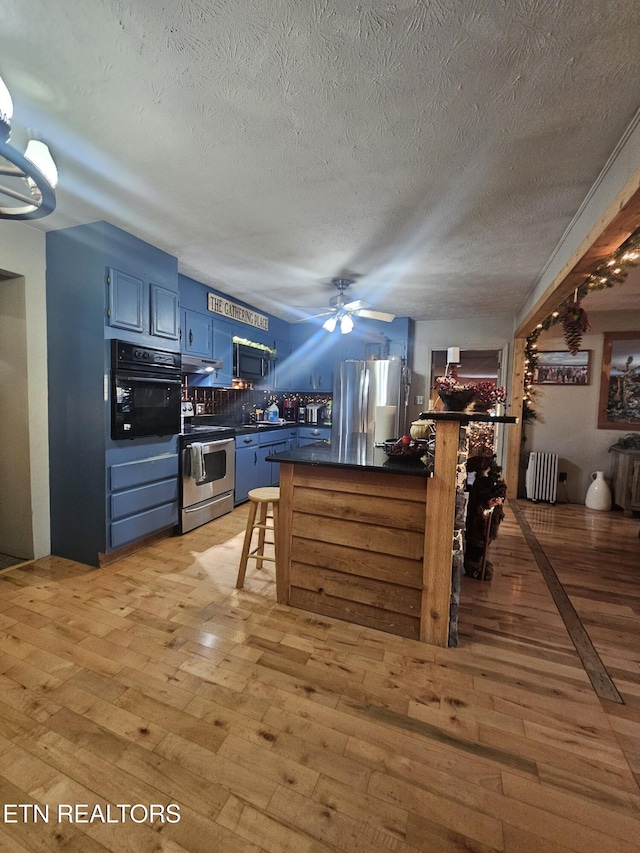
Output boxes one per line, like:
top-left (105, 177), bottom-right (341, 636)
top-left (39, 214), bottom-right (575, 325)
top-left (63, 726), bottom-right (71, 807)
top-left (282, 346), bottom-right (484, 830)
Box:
top-left (180, 424), bottom-right (235, 441)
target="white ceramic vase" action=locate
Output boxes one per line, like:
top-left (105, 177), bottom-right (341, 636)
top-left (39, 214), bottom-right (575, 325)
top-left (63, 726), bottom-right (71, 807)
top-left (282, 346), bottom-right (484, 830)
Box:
top-left (585, 471), bottom-right (612, 511)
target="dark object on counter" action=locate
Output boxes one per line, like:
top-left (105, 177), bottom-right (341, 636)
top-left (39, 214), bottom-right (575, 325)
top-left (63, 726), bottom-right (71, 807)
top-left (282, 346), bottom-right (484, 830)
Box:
top-left (381, 437), bottom-right (430, 464)
top-left (283, 399), bottom-right (297, 421)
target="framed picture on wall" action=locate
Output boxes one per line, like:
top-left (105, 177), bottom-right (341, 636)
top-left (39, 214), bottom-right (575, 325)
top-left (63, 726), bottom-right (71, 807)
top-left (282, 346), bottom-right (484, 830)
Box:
top-left (532, 350), bottom-right (591, 385)
top-left (598, 332), bottom-right (640, 429)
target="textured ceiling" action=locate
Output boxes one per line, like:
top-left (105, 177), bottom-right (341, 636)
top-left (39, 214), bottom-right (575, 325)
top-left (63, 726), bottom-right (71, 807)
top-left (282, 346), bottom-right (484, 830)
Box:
top-left (2, 0), bottom-right (640, 323)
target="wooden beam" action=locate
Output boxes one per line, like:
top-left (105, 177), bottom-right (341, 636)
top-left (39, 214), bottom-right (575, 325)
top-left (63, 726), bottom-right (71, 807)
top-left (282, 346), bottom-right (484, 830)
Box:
top-left (509, 174), bottom-right (640, 498)
top-left (505, 337), bottom-right (526, 496)
top-left (515, 171), bottom-right (640, 337)
top-left (276, 463), bottom-right (293, 604)
top-left (421, 419), bottom-right (458, 646)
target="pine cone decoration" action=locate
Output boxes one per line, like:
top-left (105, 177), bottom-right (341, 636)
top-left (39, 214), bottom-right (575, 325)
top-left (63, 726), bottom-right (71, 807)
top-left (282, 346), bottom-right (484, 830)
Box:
top-left (561, 302), bottom-right (590, 355)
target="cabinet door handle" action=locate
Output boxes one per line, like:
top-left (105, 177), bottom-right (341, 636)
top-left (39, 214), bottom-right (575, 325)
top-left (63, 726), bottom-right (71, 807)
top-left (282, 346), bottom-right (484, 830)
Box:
top-left (254, 451), bottom-right (257, 465)
top-left (189, 329), bottom-right (193, 345)
top-left (243, 437), bottom-right (253, 443)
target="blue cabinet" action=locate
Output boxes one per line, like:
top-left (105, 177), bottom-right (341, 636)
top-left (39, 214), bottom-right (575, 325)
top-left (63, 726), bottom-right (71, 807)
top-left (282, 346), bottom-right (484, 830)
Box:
top-left (150, 283), bottom-right (179, 340)
top-left (284, 427), bottom-right (298, 451)
top-left (272, 339), bottom-right (291, 390)
top-left (107, 269), bottom-right (180, 341)
top-left (107, 449), bottom-right (179, 551)
top-left (182, 308), bottom-right (212, 356)
top-left (46, 221), bottom-right (180, 567)
top-left (234, 428), bottom-right (292, 503)
top-left (107, 268), bottom-right (145, 333)
top-left (180, 312), bottom-right (233, 387)
top-left (259, 430), bottom-right (287, 486)
top-left (213, 320), bottom-right (233, 386)
top-left (298, 426), bottom-right (331, 446)
top-left (235, 433), bottom-right (260, 504)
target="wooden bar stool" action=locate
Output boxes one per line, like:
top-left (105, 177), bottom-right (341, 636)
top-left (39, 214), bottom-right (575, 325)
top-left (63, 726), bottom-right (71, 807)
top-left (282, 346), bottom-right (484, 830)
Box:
top-left (236, 487), bottom-right (280, 589)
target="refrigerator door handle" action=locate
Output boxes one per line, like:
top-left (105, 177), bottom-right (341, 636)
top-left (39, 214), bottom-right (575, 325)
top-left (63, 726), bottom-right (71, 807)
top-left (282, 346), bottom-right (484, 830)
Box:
top-left (359, 366), bottom-right (369, 433)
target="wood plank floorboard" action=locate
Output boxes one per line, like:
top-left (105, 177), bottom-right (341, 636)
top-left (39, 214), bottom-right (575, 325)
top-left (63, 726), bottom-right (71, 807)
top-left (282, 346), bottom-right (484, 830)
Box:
top-left (0, 499), bottom-right (638, 850)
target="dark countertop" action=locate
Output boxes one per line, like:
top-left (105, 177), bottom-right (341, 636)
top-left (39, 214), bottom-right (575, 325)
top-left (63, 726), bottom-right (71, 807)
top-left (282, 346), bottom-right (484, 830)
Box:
top-left (266, 437), bottom-right (433, 477)
top-left (188, 418), bottom-right (331, 436)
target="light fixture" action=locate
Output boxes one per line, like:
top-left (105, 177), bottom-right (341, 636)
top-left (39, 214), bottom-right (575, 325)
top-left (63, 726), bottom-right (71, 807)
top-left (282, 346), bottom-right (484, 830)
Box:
top-left (445, 346), bottom-right (460, 378)
top-left (323, 311), bottom-right (355, 334)
top-left (322, 316), bottom-right (337, 333)
top-left (0, 73), bottom-right (57, 219)
top-left (339, 313), bottom-right (354, 334)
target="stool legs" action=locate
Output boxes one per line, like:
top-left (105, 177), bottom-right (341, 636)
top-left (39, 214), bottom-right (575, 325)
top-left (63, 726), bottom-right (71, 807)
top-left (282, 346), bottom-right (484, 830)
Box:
top-left (236, 492), bottom-right (279, 589)
top-left (272, 501), bottom-right (279, 572)
top-left (256, 502), bottom-right (268, 570)
top-left (237, 500), bottom-right (258, 589)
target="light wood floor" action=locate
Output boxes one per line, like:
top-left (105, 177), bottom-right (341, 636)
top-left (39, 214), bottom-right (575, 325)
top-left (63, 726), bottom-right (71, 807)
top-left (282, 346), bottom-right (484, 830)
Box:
top-left (0, 500), bottom-right (638, 852)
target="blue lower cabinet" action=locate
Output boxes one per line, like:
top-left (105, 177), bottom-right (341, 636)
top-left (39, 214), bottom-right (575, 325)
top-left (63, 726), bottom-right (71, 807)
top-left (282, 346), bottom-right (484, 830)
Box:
top-left (110, 478), bottom-right (178, 520)
top-left (258, 440), bottom-right (287, 485)
top-left (108, 451), bottom-right (179, 551)
top-left (235, 435), bottom-right (260, 504)
top-left (298, 426), bottom-right (331, 446)
top-left (235, 429), bottom-right (291, 502)
top-left (285, 427), bottom-right (298, 451)
top-left (110, 503), bottom-right (178, 550)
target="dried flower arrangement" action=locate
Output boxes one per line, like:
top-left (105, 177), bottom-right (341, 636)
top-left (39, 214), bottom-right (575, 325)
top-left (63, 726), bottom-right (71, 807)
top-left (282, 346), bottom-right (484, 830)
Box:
top-left (435, 377), bottom-right (507, 410)
top-left (472, 381), bottom-right (507, 407)
top-left (435, 376), bottom-right (474, 393)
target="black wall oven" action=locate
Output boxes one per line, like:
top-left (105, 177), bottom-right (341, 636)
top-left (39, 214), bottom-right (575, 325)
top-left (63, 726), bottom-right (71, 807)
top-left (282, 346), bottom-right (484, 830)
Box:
top-left (111, 340), bottom-right (181, 440)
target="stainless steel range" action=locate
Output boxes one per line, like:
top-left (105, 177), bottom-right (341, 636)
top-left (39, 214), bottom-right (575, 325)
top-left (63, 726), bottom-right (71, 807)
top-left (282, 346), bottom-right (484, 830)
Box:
top-left (179, 424), bottom-right (235, 533)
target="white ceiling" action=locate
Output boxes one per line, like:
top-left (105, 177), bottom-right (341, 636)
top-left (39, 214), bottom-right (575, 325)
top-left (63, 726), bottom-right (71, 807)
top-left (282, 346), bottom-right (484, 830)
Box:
top-left (2, 0), bottom-right (640, 323)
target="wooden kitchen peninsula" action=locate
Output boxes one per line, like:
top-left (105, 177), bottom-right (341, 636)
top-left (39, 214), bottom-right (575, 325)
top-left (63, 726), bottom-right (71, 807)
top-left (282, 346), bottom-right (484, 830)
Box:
top-left (268, 413), bottom-right (517, 647)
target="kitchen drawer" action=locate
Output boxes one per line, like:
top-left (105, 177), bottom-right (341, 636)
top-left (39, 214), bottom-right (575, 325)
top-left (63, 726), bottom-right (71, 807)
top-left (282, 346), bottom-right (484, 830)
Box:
top-left (236, 433), bottom-right (259, 449)
top-left (109, 502), bottom-right (178, 550)
top-left (259, 429), bottom-right (289, 446)
top-left (298, 427), bottom-right (330, 441)
top-left (110, 453), bottom-right (178, 491)
top-left (110, 478), bottom-right (178, 520)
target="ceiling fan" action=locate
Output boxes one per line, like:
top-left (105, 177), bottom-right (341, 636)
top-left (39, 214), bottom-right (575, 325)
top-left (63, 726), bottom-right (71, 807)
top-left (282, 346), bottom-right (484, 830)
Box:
top-left (300, 278), bottom-right (396, 333)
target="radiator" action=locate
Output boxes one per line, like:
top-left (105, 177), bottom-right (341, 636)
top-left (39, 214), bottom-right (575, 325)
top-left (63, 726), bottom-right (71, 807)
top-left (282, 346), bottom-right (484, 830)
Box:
top-left (525, 452), bottom-right (558, 504)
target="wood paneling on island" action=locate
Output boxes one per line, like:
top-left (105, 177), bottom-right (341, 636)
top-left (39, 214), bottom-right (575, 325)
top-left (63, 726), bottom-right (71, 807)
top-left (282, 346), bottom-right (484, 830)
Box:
top-left (281, 465), bottom-right (426, 640)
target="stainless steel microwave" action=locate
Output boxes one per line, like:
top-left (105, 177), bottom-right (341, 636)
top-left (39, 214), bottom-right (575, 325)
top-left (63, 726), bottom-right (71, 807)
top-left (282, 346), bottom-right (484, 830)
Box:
top-left (233, 343), bottom-right (270, 383)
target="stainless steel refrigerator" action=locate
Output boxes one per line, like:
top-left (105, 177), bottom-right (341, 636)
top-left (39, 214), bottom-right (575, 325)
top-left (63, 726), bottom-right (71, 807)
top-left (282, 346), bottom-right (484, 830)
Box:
top-left (332, 357), bottom-right (410, 454)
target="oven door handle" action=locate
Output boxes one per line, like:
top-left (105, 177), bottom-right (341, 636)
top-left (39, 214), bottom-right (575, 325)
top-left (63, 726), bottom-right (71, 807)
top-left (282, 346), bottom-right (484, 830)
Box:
top-left (118, 374), bottom-right (182, 385)
top-left (183, 494), bottom-right (231, 512)
top-left (186, 438), bottom-right (234, 452)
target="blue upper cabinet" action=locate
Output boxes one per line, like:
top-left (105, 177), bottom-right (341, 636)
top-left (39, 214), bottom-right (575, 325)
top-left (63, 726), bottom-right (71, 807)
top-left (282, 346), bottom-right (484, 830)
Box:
top-left (107, 267), bottom-right (144, 333)
top-left (100, 223), bottom-right (179, 346)
top-left (179, 273), bottom-right (290, 389)
top-left (181, 308), bottom-right (212, 356)
top-left (213, 320), bottom-right (233, 386)
top-left (272, 338), bottom-right (291, 390)
top-left (150, 283), bottom-right (179, 339)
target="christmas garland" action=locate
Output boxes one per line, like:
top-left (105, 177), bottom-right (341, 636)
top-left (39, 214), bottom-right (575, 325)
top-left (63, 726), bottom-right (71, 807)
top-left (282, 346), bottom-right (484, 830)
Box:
top-left (523, 226), bottom-right (640, 415)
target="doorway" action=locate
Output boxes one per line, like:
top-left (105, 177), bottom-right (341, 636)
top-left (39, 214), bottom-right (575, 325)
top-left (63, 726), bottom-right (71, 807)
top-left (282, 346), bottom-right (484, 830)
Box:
top-left (429, 347), bottom-right (507, 462)
top-left (0, 271), bottom-right (34, 564)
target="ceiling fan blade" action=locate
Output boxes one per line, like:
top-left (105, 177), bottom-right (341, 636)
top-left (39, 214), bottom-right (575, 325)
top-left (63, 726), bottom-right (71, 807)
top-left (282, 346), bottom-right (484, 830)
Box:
top-left (353, 308), bottom-right (396, 322)
top-left (343, 299), bottom-right (371, 311)
top-left (292, 308), bottom-right (336, 323)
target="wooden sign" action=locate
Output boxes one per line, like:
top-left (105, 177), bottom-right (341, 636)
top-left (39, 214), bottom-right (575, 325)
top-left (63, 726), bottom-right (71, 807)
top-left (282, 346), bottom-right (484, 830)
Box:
top-left (207, 293), bottom-right (269, 331)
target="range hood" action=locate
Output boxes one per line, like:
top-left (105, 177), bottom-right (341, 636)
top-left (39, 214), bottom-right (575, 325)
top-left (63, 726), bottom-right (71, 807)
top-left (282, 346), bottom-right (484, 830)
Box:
top-left (181, 354), bottom-right (224, 375)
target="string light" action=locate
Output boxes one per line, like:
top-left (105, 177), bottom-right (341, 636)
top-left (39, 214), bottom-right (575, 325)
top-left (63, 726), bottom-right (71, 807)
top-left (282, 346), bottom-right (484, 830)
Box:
top-left (523, 225), bottom-right (640, 418)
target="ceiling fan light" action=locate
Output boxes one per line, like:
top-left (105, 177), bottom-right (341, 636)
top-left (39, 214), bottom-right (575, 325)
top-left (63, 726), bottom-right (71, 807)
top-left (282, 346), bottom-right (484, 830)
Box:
top-left (24, 139), bottom-right (58, 188)
top-left (322, 316), bottom-right (337, 333)
top-left (0, 75), bottom-right (13, 141)
top-left (340, 314), bottom-right (354, 334)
